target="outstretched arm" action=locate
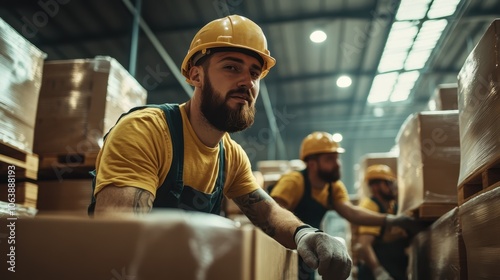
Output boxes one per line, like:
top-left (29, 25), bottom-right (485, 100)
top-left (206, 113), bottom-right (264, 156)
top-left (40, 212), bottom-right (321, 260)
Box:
top-left (233, 188), bottom-right (302, 249)
top-left (234, 188), bottom-right (353, 279)
top-left (94, 185), bottom-right (155, 215)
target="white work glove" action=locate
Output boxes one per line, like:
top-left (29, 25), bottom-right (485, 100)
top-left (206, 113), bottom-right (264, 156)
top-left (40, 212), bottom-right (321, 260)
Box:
top-left (294, 225), bottom-right (352, 280)
top-left (385, 214), bottom-right (425, 237)
top-left (373, 266), bottom-right (394, 280)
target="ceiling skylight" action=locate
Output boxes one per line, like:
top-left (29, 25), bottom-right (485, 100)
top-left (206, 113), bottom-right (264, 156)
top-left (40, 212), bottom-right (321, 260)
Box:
top-left (367, 0), bottom-right (462, 104)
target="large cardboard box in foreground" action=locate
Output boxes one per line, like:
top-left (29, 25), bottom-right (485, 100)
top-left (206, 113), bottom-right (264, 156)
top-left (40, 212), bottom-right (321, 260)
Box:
top-left (457, 19), bottom-right (500, 188)
top-left (0, 211), bottom-right (297, 280)
top-left (396, 111), bottom-right (460, 215)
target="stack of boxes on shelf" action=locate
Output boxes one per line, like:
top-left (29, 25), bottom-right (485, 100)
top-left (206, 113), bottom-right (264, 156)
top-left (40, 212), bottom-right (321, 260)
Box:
top-left (33, 56), bottom-right (147, 214)
top-left (0, 17), bottom-right (46, 210)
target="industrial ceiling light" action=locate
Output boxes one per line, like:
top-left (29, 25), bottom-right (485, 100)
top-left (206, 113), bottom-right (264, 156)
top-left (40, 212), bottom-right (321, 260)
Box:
top-left (332, 133), bottom-right (343, 142)
top-left (336, 75), bottom-right (352, 88)
top-left (310, 30), bottom-right (327, 43)
top-left (367, 0), bottom-right (462, 104)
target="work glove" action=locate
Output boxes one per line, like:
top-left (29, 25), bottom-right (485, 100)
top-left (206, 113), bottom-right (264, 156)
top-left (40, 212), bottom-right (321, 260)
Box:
top-left (294, 225), bottom-right (352, 280)
top-left (385, 214), bottom-right (426, 237)
top-left (373, 266), bottom-right (394, 280)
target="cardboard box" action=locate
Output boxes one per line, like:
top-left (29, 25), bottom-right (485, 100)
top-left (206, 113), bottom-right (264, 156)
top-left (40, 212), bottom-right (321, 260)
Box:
top-left (0, 18), bottom-right (46, 153)
top-left (0, 211), bottom-right (297, 280)
top-left (396, 111), bottom-right (460, 215)
top-left (34, 56), bottom-right (147, 155)
top-left (408, 207), bottom-right (466, 279)
top-left (457, 19), bottom-right (500, 187)
top-left (459, 186), bottom-right (500, 279)
top-left (428, 84), bottom-right (458, 111)
top-left (0, 182), bottom-right (38, 209)
top-left (36, 179), bottom-right (93, 214)
top-left (355, 152), bottom-right (398, 198)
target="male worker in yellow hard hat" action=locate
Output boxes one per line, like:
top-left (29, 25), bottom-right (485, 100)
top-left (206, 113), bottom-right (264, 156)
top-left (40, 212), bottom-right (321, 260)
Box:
top-left (356, 165), bottom-right (409, 280)
top-left (270, 132), bottom-right (421, 280)
top-left (89, 16), bottom-right (352, 279)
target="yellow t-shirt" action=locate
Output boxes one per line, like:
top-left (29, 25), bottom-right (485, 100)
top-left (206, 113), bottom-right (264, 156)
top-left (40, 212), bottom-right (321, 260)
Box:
top-left (270, 170), bottom-right (349, 210)
top-left (358, 198), bottom-right (407, 241)
top-left (94, 103), bottom-right (260, 199)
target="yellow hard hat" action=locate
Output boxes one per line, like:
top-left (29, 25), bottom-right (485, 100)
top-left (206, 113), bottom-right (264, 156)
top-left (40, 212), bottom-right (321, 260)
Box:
top-left (300, 132), bottom-right (345, 161)
top-left (365, 164), bottom-right (396, 182)
top-left (181, 15), bottom-right (276, 83)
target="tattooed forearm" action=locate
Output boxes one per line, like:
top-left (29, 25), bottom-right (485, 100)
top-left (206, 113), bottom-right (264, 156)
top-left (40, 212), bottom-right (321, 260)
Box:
top-left (133, 188), bottom-right (154, 214)
top-left (233, 188), bottom-right (303, 249)
top-left (233, 189), bottom-right (276, 236)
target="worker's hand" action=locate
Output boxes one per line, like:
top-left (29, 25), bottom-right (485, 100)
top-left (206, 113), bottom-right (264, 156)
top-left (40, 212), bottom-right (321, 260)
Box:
top-left (373, 266), bottom-right (394, 280)
top-left (385, 214), bottom-right (426, 237)
top-left (295, 225), bottom-right (352, 280)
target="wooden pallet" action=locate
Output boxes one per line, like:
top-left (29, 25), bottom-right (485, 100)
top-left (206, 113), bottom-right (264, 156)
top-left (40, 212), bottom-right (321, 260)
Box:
top-left (37, 153), bottom-right (98, 180)
top-left (0, 142), bottom-right (39, 180)
top-left (410, 202), bottom-right (457, 221)
top-left (458, 157), bottom-right (500, 205)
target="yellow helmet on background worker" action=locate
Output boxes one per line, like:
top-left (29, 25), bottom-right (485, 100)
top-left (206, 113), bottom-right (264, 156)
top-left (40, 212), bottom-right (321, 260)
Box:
top-left (181, 15), bottom-right (276, 83)
top-left (300, 132), bottom-right (345, 161)
top-left (365, 164), bottom-right (396, 182)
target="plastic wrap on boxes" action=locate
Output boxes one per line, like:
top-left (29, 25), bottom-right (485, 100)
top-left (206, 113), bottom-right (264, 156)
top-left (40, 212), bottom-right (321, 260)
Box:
top-left (0, 200), bottom-right (37, 218)
top-left (0, 210), bottom-right (297, 280)
top-left (0, 17), bottom-right (46, 153)
top-left (34, 56), bottom-right (147, 154)
top-left (355, 152), bottom-right (398, 198)
top-left (457, 20), bottom-right (500, 187)
top-left (428, 83), bottom-right (458, 111)
top-left (396, 111), bottom-right (460, 214)
top-left (459, 187), bottom-right (500, 279)
top-left (408, 207), bottom-right (466, 279)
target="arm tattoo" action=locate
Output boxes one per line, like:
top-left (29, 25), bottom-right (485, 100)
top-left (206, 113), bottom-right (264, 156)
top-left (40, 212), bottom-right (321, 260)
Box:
top-left (233, 189), bottom-right (276, 237)
top-left (133, 189), bottom-right (154, 214)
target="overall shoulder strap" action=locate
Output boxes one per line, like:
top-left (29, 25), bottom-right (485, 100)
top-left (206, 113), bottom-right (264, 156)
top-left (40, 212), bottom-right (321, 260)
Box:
top-left (152, 104), bottom-right (185, 207)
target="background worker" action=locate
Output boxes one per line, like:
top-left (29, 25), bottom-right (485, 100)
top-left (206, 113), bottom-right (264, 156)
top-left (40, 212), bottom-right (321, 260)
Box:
top-left (356, 165), bottom-right (409, 280)
top-left (270, 132), bottom-right (421, 280)
top-left (90, 15), bottom-right (352, 279)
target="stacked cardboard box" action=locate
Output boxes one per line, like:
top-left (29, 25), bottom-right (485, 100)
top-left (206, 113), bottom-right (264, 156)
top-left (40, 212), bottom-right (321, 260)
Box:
top-left (428, 84), bottom-right (458, 111)
top-left (459, 187), bottom-right (500, 279)
top-left (457, 19), bottom-right (500, 204)
top-left (33, 57), bottom-right (147, 213)
top-left (34, 56), bottom-right (147, 156)
top-left (408, 207), bottom-right (466, 279)
top-left (396, 111), bottom-right (460, 218)
top-left (0, 18), bottom-right (46, 153)
top-left (0, 211), bottom-right (298, 279)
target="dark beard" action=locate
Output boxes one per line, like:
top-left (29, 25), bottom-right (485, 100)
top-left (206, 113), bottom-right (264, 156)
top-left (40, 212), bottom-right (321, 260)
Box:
top-left (200, 72), bottom-right (255, 133)
top-left (380, 191), bottom-right (395, 201)
top-left (317, 168), bottom-right (340, 183)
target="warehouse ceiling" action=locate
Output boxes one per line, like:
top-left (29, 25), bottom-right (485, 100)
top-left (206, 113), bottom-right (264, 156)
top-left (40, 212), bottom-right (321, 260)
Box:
top-left (1, 0), bottom-right (499, 189)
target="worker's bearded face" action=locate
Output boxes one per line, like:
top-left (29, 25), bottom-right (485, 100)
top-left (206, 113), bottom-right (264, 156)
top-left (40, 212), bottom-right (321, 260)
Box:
top-left (200, 71), bottom-right (255, 133)
top-left (317, 165), bottom-right (341, 183)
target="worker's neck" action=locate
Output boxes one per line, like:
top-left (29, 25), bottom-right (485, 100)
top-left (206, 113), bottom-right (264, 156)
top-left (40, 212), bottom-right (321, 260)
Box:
top-left (185, 97), bottom-right (225, 148)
